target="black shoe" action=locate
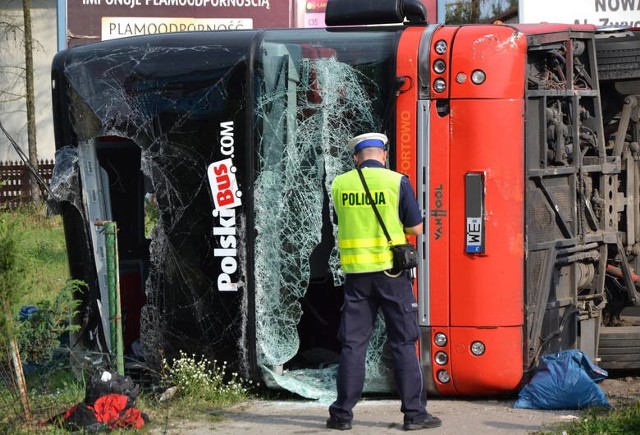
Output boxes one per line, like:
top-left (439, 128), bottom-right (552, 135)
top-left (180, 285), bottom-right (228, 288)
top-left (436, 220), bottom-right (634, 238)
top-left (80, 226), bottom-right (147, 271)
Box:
top-left (403, 413), bottom-right (442, 430)
top-left (326, 417), bottom-right (352, 430)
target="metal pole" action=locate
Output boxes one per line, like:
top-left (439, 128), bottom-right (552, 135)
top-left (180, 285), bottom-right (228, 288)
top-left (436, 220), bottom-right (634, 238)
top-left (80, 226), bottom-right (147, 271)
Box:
top-left (100, 221), bottom-right (125, 375)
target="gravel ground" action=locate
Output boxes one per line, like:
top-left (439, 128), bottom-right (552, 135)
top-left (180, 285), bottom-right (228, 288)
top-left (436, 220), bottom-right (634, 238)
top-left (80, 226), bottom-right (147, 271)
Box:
top-left (150, 376), bottom-right (640, 434)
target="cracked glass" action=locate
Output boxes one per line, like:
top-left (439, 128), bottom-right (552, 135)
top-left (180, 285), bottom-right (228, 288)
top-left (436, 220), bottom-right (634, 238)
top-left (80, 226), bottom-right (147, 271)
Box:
top-left (49, 28), bottom-right (400, 400)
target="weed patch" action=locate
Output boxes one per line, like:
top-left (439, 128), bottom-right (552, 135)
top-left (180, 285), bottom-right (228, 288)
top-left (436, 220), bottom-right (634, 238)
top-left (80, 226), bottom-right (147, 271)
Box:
top-left (161, 350), bottom-right (252, 408)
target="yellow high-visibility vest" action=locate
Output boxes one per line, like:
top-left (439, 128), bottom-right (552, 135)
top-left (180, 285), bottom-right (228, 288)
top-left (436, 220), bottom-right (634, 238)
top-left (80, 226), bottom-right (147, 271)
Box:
top-left (332, 167), bottom-right (406, 273)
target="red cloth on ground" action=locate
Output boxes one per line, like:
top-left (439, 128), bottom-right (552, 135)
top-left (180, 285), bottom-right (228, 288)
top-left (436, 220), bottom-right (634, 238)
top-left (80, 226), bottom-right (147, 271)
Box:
top-left (92, 393), bottom-right (146, 430)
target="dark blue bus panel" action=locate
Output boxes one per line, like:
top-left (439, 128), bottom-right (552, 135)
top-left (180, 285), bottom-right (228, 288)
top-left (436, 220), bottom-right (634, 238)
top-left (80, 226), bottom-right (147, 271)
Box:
top-left (50, 27), bottom-right (400, 397)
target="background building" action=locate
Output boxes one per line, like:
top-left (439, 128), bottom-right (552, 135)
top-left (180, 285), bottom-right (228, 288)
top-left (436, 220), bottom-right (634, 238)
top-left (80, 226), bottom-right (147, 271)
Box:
top-left (0, 0), bottom-right (57, 161)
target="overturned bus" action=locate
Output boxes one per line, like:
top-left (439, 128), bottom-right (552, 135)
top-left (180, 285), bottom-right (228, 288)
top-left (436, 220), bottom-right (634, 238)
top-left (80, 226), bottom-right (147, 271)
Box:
top-left (49, 0), bottom-right (640, 398)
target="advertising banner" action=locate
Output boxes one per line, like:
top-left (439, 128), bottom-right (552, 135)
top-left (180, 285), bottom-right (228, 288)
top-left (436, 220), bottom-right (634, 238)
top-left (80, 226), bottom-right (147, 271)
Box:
top-left (65, 0), bottom-right (293, 47)
top-left (519, 0), bottom-right (640, 28)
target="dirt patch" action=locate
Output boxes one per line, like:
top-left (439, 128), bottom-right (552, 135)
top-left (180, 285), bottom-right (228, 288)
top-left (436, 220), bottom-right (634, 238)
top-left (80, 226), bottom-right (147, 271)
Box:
top-left (600, 375), bottom-right (640, 407)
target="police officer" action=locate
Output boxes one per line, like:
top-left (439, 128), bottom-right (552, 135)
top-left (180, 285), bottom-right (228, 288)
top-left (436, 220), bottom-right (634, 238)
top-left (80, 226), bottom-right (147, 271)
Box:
top-left (327, 133), bottom-right (441, 431)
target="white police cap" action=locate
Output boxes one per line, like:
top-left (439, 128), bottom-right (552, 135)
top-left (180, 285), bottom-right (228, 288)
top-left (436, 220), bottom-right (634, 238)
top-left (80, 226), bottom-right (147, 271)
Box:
top-left (348, 133), bottom-right (388, 154)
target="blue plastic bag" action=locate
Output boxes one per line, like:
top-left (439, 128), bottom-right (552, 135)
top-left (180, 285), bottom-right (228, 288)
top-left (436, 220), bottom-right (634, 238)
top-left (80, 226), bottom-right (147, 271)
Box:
top-left (19, 305), bottom-right (39, 321)
top-left (514, 349), bottom-right (610, 409)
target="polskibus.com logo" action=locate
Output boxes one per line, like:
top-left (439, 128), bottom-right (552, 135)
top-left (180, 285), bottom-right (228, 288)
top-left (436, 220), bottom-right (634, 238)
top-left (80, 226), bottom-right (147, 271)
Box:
top-left (208, 122), bottom-right (242, 292)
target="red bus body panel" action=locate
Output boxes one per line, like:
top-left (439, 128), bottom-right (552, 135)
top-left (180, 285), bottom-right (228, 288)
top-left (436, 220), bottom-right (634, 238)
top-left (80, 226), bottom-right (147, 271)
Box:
top-left (430, 25), bottom-right (527, 395)
top-left (396, 26), bottom-right (423, 210)
top-left (396, 26), bottom-right (424, 359)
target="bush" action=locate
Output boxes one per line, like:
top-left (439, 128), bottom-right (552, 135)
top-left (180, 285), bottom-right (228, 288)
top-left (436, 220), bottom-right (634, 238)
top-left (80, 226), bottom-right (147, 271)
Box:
top-left (17, 280), bottom-right (84, 364)
top-left (0, 210), bottom-right (27, 347)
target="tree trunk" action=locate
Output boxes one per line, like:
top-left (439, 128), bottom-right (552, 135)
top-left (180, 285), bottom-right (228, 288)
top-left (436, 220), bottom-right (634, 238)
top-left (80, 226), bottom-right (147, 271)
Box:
top-left (9, 336), bottom-right (32, 423)
top-left (471, 0), bottom-right (481, 23)
top-left (23, 0), bottom-right (41, 203)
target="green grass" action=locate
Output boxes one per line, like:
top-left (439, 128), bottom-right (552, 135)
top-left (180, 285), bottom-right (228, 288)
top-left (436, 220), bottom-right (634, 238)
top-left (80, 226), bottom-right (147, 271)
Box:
top-left (0, 204), bottom-right (77, 432)
top-left (6, 205), bottom-right (69, 306)
top-left (541, 401), bottom-right (640, 434)
top-left (570, 402), bottom-right (640, 433)
top-left (0, 204), bottom-right (252, 433)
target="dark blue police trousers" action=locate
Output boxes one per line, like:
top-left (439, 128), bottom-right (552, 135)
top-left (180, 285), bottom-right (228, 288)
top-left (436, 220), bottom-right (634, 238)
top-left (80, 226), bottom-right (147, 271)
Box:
top-left (328, 270), bottom-right (428, 423)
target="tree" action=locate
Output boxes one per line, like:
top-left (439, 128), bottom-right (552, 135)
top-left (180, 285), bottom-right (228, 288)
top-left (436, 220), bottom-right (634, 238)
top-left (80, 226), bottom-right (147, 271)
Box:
top-left (0, 4), bottom-right (26, 112)
top-left (0, 0), bottom-right (41, 203)
top-left (446, 0), bottom-right (481, 24)
top-left (446, 0), bottom-right (517, 24)
top-left (22, 0), bottom-right (40, 203)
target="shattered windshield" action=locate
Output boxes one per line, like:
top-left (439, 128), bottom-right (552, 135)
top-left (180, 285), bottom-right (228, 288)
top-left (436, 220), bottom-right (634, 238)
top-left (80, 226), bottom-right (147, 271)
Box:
top-left (253, 29), bottom-right (397, 399)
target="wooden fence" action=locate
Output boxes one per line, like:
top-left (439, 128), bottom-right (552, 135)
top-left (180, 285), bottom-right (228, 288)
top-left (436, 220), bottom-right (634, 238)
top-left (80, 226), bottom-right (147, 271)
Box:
top-left (0, 159), bottom-right (55, 208)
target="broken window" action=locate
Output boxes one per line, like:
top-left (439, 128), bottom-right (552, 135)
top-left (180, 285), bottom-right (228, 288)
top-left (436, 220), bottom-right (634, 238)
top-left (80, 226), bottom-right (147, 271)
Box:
top-left (253, 31), bottom-right (398, 399)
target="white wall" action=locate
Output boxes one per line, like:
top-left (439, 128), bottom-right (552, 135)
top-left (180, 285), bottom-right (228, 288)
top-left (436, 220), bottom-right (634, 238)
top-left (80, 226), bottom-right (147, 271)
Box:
top-left (0, 0), bottom-right (57, 161)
